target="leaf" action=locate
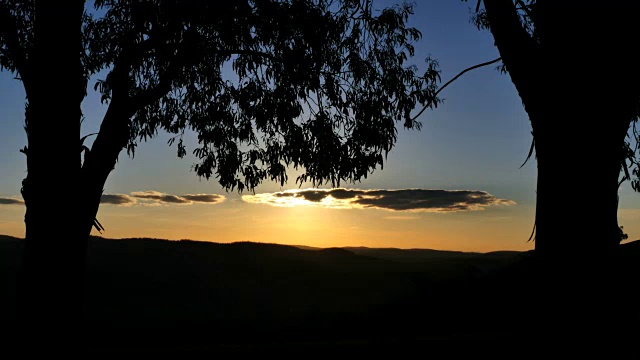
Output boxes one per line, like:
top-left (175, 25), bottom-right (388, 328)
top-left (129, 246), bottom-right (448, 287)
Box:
top-left (93, 218), bottom-right (105, 233)
top-left (519, 136), bottom-right (535, 169)
top-left (80, 133), bottom-right (98, 147)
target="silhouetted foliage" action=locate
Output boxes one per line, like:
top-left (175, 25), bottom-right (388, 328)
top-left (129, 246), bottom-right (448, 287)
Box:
top-left (78, 0), bottom-right (440, 191)
top-left (1, 0), bottom-right (442, 229)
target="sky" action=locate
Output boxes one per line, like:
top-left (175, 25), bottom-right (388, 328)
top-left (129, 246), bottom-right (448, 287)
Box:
top-left (1, 1), bottom-right (639, 252)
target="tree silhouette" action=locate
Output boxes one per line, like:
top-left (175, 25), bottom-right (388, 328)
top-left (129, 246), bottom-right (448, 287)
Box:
top-left (0, 0), bottom-right (438, 349)
top-left (439, 1), bottom-right (640, 354)
top-left (450, 0), bottom-right (640, 259)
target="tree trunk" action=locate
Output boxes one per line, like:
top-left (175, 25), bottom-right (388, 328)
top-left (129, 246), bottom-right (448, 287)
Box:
top-left (525, 102), bottom-right (632, 356)
top-left (17, 1), bottom-right (87, 353)
top-left (532, 119), bottom-right (625, 259)
top-left (17, 1), bottom-right (137, 348)
top-left (483, 0), bottom-right (639, 257)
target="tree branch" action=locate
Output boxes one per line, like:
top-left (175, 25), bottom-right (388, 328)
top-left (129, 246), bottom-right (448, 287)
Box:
top-left (117, 33), bottom-right (163, 70)
top-left (483, 0), bottom-right (540, 102)
top-left (410, 57), bottom-right (502, 122)
top-left (109, 30), bottom-right (181, 115)
top-left (0, 3), bottom-right (30, 85)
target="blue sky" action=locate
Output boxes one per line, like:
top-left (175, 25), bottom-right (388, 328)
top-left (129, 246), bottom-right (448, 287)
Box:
top-left (1, 1), bottom-right (638, 251)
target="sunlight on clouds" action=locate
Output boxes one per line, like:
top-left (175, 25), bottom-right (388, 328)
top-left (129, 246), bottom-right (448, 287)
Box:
top-left (131, 191), bottom-right (193, 204)
top-left (89, 192), bottom-right (535, 252)
top-left (242, 188), bottom-right (516, 212)
top-left (242, 189), bottom-right (352, 209)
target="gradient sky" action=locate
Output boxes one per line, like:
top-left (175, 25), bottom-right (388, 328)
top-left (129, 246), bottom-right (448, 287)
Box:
top-left (1, 0), bottom-right (639, 252)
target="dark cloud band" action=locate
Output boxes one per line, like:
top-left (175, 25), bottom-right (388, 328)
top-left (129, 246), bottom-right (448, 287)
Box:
top-left (181, 194), bottom-right (225, 203)
top-left (130, 191), bottom-right (226, 205)
top-left (101, 191), bottom-right (225, 206)
top-left (101, 194), bottom-right (136, 205)
top-left (242, 188), bottom-right (515, 212)
top-left (131, 191), bottom-right (191, 204)
top-left (3, 191), bottom-right (225, 207)
top-left (0, 197), bottom-right (24, 205)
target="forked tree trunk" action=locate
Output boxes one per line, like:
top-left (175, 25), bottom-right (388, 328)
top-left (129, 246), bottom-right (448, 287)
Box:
top-left (17, 2), bottom-right (137, 351)
top-left (17, 1), bottom-right (87, 352)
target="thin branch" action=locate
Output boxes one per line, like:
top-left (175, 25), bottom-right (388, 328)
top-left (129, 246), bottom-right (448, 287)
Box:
top-left (410, 57), bottom-right (502, 121)
top-left (619, 176), bottom-right (627, 189)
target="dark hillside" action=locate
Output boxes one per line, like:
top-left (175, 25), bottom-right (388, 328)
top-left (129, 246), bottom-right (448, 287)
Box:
top-left (1, 236), bottom-right (640, 356)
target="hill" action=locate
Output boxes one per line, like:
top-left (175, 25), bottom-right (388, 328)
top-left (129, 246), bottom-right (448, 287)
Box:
top-left (1, 235), bottom-right (640, 356)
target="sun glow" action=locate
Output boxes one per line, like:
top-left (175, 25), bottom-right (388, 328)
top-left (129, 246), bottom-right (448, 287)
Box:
top-left (242, 189), bottom-right (359, 209)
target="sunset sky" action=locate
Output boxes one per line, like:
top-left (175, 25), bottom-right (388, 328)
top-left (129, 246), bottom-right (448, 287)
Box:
top-left (1, 0), bottom-right (639, 252)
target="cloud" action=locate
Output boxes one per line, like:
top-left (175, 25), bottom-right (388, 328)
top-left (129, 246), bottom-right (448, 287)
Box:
top-left (131, 191), bottom-right (226, 205)
top-left (0, 197), bottom-right (24, 205)
top-left (100, 194), bottom-right (136, 205)
top-left (131, 191), bottom-right (191, 204)
top-left (181, 194), bottom-right (225, 204)
top-left (242, 188), bottom-right (516, 212)
top-left (1, 191), bottom-right (226, 207)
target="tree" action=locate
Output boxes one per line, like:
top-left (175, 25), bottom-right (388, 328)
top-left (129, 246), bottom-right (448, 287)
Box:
top-left (0, 0), bottom-right (439, 348)
top-left (452, 0), bottom-right (640, 259)
top-left (448, 0), bottom-right (640, 353)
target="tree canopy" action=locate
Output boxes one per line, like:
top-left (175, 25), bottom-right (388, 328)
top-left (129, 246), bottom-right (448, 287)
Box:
top-left (2, 0), bottom-right (441, 193)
